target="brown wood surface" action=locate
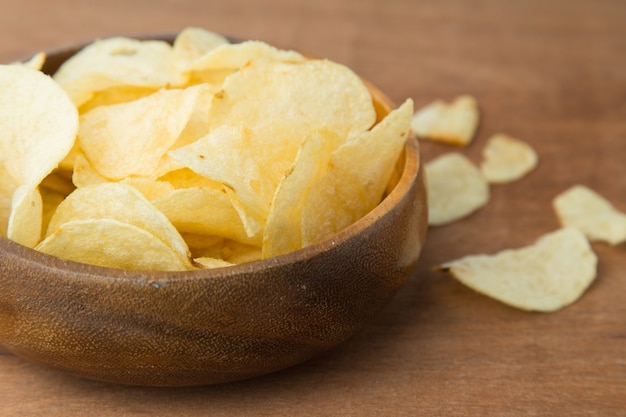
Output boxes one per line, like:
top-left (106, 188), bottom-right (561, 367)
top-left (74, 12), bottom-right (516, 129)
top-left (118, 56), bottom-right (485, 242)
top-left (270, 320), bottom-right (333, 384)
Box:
top-left (0, 0), bottom-right (624, 415)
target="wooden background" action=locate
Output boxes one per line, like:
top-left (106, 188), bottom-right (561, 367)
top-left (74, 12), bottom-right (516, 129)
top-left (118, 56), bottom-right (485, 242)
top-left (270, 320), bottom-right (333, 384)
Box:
top-left (1, 0), bottom-right (625, 415)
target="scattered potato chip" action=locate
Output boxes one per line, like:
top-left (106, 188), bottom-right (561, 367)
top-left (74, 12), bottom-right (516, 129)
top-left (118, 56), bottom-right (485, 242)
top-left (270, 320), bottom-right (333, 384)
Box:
top-left (79, 84), bottom-right (213, 179)
top-left (425, 152), bottom-right (489, 226)
top-left (7, 185), bottom-right (42, 248)
top-left (553, 185), bottom-right (626, 245)
top-left (0, 65), bottom-right (78, 237)
top-left (53, 37), bottom-right (183, 107)
top-left (480, 133), bottom-right (538, 183)
top-left (37, 219), bottom-right (192, 271)
top-left (440, 227), bottom-right (597, 312)
top-left (301, 99), bottom-right (413, 246)
top-left (411, 95), bottom-right (479, 146)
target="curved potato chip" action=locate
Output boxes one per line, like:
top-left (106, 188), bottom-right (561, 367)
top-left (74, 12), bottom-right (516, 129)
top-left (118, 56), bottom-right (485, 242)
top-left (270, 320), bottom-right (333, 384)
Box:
top-left (152, 186), bottom-right (259, 245)
top-left (190, 235), bottom-right (261, 265)
top-left (7, 185), bottom-right (42, 248)
top-left (480, 134), bottom-right (538, 183)
top-left (440, 228), bottom-right (597, 312)
top-left (263, 128), bottom-right (343, 257)
top-left (553, 184), bottom-right (626, 245)
top-left (194, 257), bottom-right (234, 269)
top-left (173, 27), bottom-right (230, 73)
top-left (72, 153), bottom-right (108, 188)
top-left (425, 152), bottom-right (490, 226)
top-left (12, 52), bottom-right (46, 70)
top-left (78, 85), bottom-right (158, 114)
top-left (184, 40), bottom-right (305, 85)
top-left (170, 58), bottom-right (377, 227)
top-left (0, 65), bottom-right (78, 236)
top-left (37, 219), bottom-right (191, 271)
top-left (300, 99), bottom-right (413, 247)
top-left (53, 37), bottom-right (183, 106)
top-left (411, 95), bottom-right (479, 146)
top-left (46, 183), bottom-right (191, 265)
top-left (79, 84), bottom-right (213, 179)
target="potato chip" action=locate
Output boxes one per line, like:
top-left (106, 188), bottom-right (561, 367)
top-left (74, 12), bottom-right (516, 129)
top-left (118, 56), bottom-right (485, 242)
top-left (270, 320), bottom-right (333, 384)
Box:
top-left (53, 37), bottom-right (183, 107)
top-left (425, 152), bottom-right (489, 226)
top-left (169, 58), bottom-right (377, 231)
top-left (300, 99), bottom-right (413, 246)
top-left (71, 153), bottom-right (108, 188)
top-left (173, 27), bottom-right (230, 72)
top-left (158, 168), bottom-right (223, 189)
top-left (263, 128), bottom-right (343, 258)
top-left (194, 257), bottom-right (234, 269)
top-left (184, 40), bottom-right (305, 85)
top-left (553, 185), bottom-right (626, 245)
top-left (152, 185), bottom-right (259, 246)
top-left (121, 177), bottom-right (175, 201)
top-left (440, 227), bottom-right (597, 312)
top-left (411, 95), bottom-right (479, 146)
top-left (6, 185), bottom-right (42, 248)
top-left (37, 219), bottom-right (192, 271)
top-left (40, 187), bottom-right (68, 239)
top-left (0, 65), bottom-right (78, 237)
top-left (78, 85), bottom-right (158, 114)
top-left (12, 52), bottom-right (46, 70)
top-left (219, 240), bottom-right (262, 264)
top-left (46, 183), bottom-right (191, 266)
top-left (480, 134), bottom-right (538, 183)
top-left (79, 84), bottom-right (213, 179)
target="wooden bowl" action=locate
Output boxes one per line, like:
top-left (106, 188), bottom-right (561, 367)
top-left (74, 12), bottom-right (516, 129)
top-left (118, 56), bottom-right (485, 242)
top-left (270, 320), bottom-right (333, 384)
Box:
top-left (0, 37), bottom-right (428, 386)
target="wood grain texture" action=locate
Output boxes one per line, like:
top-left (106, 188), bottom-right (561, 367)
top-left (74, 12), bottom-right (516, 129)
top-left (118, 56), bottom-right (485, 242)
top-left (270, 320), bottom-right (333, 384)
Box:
top-left (1, 0), bottom-right (625, 415)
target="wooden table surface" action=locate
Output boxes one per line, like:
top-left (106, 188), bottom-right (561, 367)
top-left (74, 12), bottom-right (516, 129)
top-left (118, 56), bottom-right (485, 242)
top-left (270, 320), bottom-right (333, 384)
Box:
top-left (1, 0), bottom-right (625, 415)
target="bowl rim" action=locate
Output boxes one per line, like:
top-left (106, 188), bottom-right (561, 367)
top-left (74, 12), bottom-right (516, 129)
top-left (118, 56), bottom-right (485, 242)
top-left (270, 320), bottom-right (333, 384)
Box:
top-left (0, 35), bottom-right (423, 283)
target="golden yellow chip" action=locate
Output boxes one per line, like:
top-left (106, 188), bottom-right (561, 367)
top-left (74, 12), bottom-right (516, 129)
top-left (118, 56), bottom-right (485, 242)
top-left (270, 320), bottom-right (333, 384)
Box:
top-left (78, 85), bottom-right (158, 114)
top-left (37, 218), bottom-right (192, 271)
top-left (173, 27), bottom-right (230, 73)
top-left (12, 52), bottom-right (46, 70)
top-left (152, 186), bottom-right (259, 246)
top-left (120, 177), bottom-right (175, 201)
top-left (263, 128), bottom-right (343, 258)
top-left (440, 228), bottom-right (597, 312)
top-left (194, 257), bottom-right (234, 269)
top-left (301, 99), bottom-right (413, 246)
top-left (553, 185), bottom-right (626, 245)
top-left (71, 153), bottom-right (108, 188)
top-left (79, 84), bottom-right (213, 179)
top-left (411, 95), bottom-right (479, 146)
top-left (6, 185), bottom-right (42, 248)
top-left (169, 58), bottom-right (377, 231)
top-left (480, 134), bottom-right (538, 183)
top-left (0, 65), bottom-right (78, 237)
top-left (184, 40), bottom-right (305, 85)
top-left (425, 152), bottom-right (490, 226)
top-left (46, 183), bottom-right (192, 266)
top-left (53, 37), bottom-right (183, 107)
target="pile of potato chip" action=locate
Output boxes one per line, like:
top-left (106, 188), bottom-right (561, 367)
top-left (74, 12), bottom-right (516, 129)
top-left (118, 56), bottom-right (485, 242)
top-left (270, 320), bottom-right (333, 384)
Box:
top-left (0, 27), bottom-right (412, 271)
top-left (412, 95), bottom-right (625, 312)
